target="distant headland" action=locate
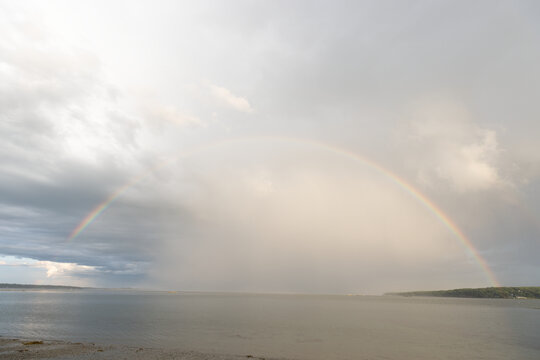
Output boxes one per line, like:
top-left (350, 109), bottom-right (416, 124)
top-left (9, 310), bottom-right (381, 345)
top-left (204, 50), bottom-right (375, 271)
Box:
top-left (0, 283), bottom-right (83, 290)
top-left (386, 287), bottom-right (540, 299)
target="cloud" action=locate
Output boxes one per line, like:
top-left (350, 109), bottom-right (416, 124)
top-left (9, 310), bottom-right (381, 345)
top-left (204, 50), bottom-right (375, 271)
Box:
top-left (0, 255), bottom-right (98, 285)
top-left (140, 98), bottom-right (203, 128)
top-left (437, 129), bottom-right (501, 192)
top-left (0, 9), bottom-right (158, 286)
top-left (209, 84), bottom-right (253, 113)
top-left (36, 260), bottom-right (98, 278)
top-left (402, 98), bottom-right (507, 192)
top-left (150, 104), bottom-right (202, 126)
top-left (1, 1), bottom-right (540, 291)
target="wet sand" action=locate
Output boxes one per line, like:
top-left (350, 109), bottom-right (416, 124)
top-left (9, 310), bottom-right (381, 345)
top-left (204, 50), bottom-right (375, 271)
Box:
top-left (0, 338), bottom-right (275, 360)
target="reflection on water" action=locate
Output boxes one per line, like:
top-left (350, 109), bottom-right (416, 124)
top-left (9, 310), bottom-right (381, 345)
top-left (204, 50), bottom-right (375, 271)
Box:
top-left (0, 290), bottom-right (539, 359)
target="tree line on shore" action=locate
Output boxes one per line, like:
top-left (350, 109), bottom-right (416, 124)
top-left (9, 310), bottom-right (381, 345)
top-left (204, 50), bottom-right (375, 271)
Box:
top-left (386, 287), bottom-right (540, 299)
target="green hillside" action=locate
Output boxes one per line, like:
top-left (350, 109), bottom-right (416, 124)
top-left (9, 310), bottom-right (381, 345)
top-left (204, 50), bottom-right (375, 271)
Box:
top-left (386, 287), bottom-right (540, 299)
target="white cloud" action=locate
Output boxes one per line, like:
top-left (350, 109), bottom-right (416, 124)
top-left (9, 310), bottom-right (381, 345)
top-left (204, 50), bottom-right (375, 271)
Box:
top-left (404, 98), bottom-right (506, 192)
top-left (0, 12), bottom-right (143, 169)
top-left (35, 260), bottom-right (97, 278)
top-left (436, 129), bottom-right (501, 191)
top-left (0, 256), bottom-right (98, 278)
top-left (210, 84), bottom-right (253, 113)
top-left (141, 101), bottom-right (202, 127)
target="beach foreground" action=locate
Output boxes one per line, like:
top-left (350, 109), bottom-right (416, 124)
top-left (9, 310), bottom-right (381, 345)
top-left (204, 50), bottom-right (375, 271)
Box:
top-left (0, 338), bottom-right (274, 360)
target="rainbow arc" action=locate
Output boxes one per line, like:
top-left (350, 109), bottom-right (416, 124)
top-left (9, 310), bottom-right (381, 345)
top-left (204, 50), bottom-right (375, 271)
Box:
top-left (69, 136), bottom-right (500, 287)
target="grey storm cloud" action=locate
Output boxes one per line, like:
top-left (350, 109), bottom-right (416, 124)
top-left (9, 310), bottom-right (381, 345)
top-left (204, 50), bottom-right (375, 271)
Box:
top-left (0, 0), bottom-right (539, 292)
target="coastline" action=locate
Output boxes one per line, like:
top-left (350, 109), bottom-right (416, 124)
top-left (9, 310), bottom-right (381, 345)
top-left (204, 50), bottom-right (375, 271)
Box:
top-left (0, 337), bottom-right (275, 360)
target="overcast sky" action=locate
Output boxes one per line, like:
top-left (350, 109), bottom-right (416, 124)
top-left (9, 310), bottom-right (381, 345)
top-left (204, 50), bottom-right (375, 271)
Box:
top-left (1, 0), bottom-right (539, 294)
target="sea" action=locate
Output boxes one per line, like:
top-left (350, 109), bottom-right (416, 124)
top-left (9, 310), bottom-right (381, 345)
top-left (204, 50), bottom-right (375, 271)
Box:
top-left (0, 289), bottom-right (539, 359)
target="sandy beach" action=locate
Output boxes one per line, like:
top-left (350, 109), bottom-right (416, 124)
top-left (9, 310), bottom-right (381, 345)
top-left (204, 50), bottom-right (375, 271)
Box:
top-left (0, 338), bottom-right (274, 360)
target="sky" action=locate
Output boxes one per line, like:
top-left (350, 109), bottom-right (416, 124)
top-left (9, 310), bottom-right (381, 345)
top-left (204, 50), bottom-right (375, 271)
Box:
top-left (1, 0), bottom-right (539, 294)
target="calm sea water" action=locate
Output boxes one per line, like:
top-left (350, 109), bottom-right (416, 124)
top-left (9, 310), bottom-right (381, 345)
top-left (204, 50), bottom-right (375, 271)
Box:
top-left (0, 290), bottom-right (539, 359)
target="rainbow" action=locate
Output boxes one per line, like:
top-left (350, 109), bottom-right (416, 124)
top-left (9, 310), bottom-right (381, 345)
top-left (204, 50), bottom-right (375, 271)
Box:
top-left (68, 159), bottom-right (173, 240)
top-left (68, 136), bottom-right (500, 287)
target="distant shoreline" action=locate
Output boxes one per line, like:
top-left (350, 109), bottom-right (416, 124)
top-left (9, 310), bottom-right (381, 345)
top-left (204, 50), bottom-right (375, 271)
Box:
top-left (386, 286), bottom-right (540, 299)
top-left (2, 283), bottom-right (540, 299)
top-left (0, 283), bottom-right (83, 290)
